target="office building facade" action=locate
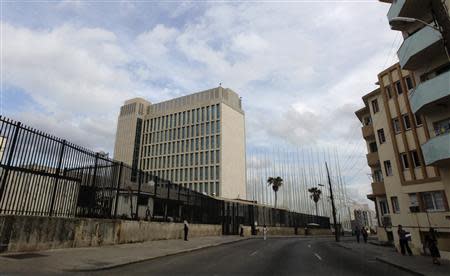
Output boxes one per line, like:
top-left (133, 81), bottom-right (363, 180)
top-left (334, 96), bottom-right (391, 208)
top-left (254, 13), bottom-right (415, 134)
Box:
top-left (114, 87), bottom-right (246, 200)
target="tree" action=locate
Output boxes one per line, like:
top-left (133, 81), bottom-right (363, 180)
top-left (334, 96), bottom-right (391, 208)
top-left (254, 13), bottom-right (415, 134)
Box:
top-left (267, 176), bottom-right (283, 208)
top-left (308, 187), bottom-right (322, 219)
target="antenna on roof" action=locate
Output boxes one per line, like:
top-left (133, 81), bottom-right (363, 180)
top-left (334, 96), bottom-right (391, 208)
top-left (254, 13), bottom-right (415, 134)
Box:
top-left (219, 82), bottom-right (222, 87)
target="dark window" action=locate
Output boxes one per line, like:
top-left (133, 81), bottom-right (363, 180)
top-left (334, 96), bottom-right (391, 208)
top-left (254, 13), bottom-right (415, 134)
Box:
top-left (371, 99), bottom-right (379, 113)
top-left (369, 142), bottom-right (378, 153)
top-left (377, 129), bottom-right (386, 144)
top-left (415, 114), bottom-right (422, 126)
top-left (395, 81), bottom-right (403, 95)
top-left (386, 86), bottom-right (392, 99)
top-left (403, 114), bottom-right (411, 130)
top-left (421, 191), bottom-right (446, 211)
top-left (400, 153), bottom-right (409, 170)
top-left (405, 77), bottom-right (414, 91)
top-left (393, 118), bottom-right (401, 133)
top-left (411, 150), bottom-right (421, 167)
top-left (391, 197), bottom-right (400, 213)
top-left (384, 160), bottom-right (393, 176)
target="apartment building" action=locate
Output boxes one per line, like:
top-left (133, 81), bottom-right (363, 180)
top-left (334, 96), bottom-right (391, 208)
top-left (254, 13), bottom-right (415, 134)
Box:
top-left (113, 87), bottom-right (246, 200)
top-left (356, 62), bottom-right (450, 258)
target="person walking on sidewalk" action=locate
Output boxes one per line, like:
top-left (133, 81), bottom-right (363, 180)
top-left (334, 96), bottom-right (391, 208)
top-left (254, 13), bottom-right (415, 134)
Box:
top-left (184, 220), bottom-right (189, 241)
top-left (425, 228), bottom-right (441, 265)
top-left (355, 226), bottom-right (361, 243)
top-left (398, 225), bottom-right (412, 256)
top-left (263, 225), bottom-right (268, 241)
top-left (362, 227), bottom-right (368, 244)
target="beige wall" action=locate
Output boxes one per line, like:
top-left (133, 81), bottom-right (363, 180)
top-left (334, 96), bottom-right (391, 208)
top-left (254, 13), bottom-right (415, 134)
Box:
top-left (221, 103), bottom-right (246, 199)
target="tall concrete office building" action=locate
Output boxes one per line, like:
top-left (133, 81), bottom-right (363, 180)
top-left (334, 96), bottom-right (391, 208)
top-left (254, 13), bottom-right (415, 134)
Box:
top-left (356, 62), bottom-right (450, 258)
top-left (114, 87), bottom-right (246, 200)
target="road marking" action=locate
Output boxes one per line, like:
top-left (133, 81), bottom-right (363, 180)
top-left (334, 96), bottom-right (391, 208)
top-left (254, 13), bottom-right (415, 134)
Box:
top-left (314, 253), bottom-right (322, 261)
top-left (250, 251), bottom-right (258, 256)
top-left (307, 244), bottom-right (311, 248)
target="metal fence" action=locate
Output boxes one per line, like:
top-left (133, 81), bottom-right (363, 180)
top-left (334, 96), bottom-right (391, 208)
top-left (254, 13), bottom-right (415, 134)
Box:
top-left (0, 116), bottom-right (329, 230)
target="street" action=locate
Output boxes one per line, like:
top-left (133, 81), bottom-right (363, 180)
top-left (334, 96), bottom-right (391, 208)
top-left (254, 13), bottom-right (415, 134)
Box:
top-left (87, 237), bottom-right (412, 276)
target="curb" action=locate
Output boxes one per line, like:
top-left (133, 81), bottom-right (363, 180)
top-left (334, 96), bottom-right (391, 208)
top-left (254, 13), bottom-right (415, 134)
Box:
top-left (65, 237), bottom-right (252, 272)
top-left (375, 257), bottom-right (425, 276)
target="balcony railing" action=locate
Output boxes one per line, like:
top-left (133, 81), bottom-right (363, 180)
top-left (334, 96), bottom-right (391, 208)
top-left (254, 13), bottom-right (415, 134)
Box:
top-left (371, 182), bottom-right (386, 196)
top-left (362, 125), bottom-right (374, 139)
top-left (366, 152), bottom-right (380, 167)
top-left (421, 132), bottom-right (450, 166)
top-left (410, 70), bottom-right (450, 114)
top-left (397, 26), bottom-right (443, 70)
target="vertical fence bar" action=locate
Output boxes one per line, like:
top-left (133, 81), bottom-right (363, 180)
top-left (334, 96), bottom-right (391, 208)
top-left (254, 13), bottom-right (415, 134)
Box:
top-left (89, 152), bottom-right (99, 217)
top-left (114, 162), bottom-right (123, 219)
top-left (49, 140), bottom-right (66, 216)
top-left (0, 121), bottom-right (21, 209)
top-left (135, 170), bottom-right (142, 220)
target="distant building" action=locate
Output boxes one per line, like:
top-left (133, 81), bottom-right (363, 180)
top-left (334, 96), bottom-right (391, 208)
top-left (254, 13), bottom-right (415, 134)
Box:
top-left (114, 87), bottom-right (246, 199)
top-left (349, 202), bottom-right (377, 232)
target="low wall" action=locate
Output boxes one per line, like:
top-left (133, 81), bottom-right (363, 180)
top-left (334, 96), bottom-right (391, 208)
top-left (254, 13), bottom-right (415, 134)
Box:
top-left (0, 215), bottom-right (221, 253)
top-left (253, 226), bottom-right (332, 236)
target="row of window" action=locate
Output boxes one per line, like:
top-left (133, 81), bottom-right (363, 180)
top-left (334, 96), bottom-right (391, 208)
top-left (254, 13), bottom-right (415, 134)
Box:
top-left (143, 104), bottom-right (221, 133)
top-left (152, 166), bottom-right (220, 182)
top-left (141, 150), bottom-right (221, 170)
top-left (142, 121), bottom-right (221, 145)
top-left (370, 76), bottom-right (414, 115)
top-left (141, 136), bottom-right (220, 157)
top-left (382, 191), bottom-right (447, 216)
top-left (382, 150), bottom-right (421, 177)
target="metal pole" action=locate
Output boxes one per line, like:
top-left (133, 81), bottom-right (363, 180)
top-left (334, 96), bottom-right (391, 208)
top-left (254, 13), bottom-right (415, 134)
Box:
top-left (135, 170), bottom-right (142, 220)
top-left (114, 162), bottom-right (123, 218)
top-left (326, 162), bottom-right (339, 242)
top-left (49, 139), bottom-right (66, 216)
top-left (0, 121), bottom-right (21, 205)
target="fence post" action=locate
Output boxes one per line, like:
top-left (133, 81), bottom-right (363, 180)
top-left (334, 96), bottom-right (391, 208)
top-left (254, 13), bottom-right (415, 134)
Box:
top-left (0, 121), bottom-right (21, 210)
top-left (49, 139), bottom-right (66, 216)
top-left (152, 176), bottom-right (158, 220)
top-left (114, 162), bottom-right (123, 219)
top-left (89, 152), bottom-right (99, 217)
top-left (135, 170), bottom-right (142, 220)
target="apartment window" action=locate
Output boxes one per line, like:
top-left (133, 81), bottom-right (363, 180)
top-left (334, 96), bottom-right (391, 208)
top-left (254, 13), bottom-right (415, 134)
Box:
top-left (405, 76), bottom-right (414, 91)
top-left (414, 114), bottom-right (422, 126)
top-left (216, 104), bottom-right (220, 119)
top-left (411, 150), bottom-right (421, 167)
top-left (371, 99), bottom-right (379, 113)
top-left (392, 118), bottom-right (401, 133)
top-left (377, 129), bottom-right (386, 144)
top-left (216, 136), bottom-right (220, 148)
top-left (217, 121), bottom-right (220, 133)
top-left (216, 166), bottom-right (220, 179)
top-left (206, 122), bottom-right (210, 134)
top-left (433, 117), bottom-right (450, 136)
top-left (369, 142), bottom-right (377, 153)
top-left (201, 107), bottom-right (205, 122)
top-left (196, 108), bottom-right (200, 123)
top-left (384, 160), bottom-right (393, 176)
top-left (400, 153), bottom-right (409, 170)
top-left (421, 191), bottom-right (446, 211)
top-left (379, 199), bottom-right (389, 216)
top-left (395, 81), bottom-right (403, 95)
top-left (200, 152), bottom-right (204, 165)
top-left (195, 138), bottom-right (199, 150)
top-left (206, 106), bottom-right (210, 121)
top-left (206, 137), bottom-right (210, 150)
top-left (205, 151), bottom-right (209, 164)
top-left (211, 121), bottom-right (215, 134)
top-left (402, 114), bottom-right (411, 130)
top-left (386, 86), bottom-right (392, 99)
top-left (216, 150), bottom-right (220, 163)
top-left (195, 153), bottom-right (199, 165)
top-left (211, 135), bottom-right (215, 148)
top-left (409, 193), bottom-right (419, 207)
top-left (201, 124), bottom-right (205, 135)
top-left (373, 169), bottom-right (383, 182)
top-left (211, 151), bottom-right (215, 163)
top-left (391, 197), bottom-right (400, 213)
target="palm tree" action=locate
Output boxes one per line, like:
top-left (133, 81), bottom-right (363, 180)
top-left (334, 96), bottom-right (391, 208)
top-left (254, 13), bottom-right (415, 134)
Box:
top-left (267, 176), bottom-right (283, 208)
top-left (308, 187), bottom-right (322, 219)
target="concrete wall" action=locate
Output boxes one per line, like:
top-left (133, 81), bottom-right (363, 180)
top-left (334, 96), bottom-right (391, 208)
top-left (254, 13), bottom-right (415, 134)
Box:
top-left (252, 226), bottom-right (332, 236)
top-left (0, 215), bottom-right (221, 253)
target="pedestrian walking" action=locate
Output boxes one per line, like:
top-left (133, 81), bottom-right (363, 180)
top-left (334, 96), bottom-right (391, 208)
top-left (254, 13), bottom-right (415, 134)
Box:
top-left (145, 206), bottom-right (151, 221)
top-left (398, 225), bottom-right (412, 256)
top-left (355, 226), bottom-right (361, 243)
top-left (263, 225), bottom-right (268, 241)
top-left (184, 220), bottom-right (189, 241)
top-left (240, 225), bottom-right (244, 237)
top-left (424, 228), bottom-right (441, 265)
top-left (362, 227), bottom-right (368, 243)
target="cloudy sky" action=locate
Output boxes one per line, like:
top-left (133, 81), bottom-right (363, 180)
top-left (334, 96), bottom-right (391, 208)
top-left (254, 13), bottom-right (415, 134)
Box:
top-left (1, 0), bottom-right (401, 205)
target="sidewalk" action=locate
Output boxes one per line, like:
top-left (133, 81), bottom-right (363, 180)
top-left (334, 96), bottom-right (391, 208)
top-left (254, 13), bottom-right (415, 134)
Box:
top-left (338, 238), bottom-right (449, 276)
top-left (0, 236), bottom-right (248, 274)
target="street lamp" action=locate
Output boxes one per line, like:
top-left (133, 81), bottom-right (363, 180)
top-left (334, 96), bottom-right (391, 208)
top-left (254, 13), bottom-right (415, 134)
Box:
top-left (390, 16), bottom-right (450, 61)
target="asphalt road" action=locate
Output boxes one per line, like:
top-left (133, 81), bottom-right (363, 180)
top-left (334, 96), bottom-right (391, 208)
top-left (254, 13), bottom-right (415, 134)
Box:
top-left (86, 237), bottom-right (413, 276)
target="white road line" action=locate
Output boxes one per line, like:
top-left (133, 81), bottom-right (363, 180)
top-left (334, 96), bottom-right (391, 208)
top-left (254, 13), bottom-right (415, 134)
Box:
top-left (314, 253), bottom-right (322, 261)
top-left (250, 251), bottom-right (258, 256)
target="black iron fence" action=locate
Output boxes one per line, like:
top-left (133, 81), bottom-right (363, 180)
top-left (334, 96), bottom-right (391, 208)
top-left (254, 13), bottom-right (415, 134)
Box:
top-left (0, 116), bottom-right (329, 230)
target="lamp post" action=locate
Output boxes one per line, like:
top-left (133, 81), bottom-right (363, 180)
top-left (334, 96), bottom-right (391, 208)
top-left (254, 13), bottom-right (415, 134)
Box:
top-left (391, 16), bottom-right (450, 61)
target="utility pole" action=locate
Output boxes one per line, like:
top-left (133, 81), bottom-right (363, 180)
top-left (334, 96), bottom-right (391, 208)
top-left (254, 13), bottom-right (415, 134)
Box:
top-left (326, 162), bottom-right (339, 242)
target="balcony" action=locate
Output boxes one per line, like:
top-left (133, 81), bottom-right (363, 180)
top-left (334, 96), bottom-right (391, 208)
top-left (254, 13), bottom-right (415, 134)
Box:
top-left (366, 152), bottom-right (380, 167)
top-left (387, 0), bottom-right (430, 31)
top-left (362, 125), bottom-right (374, 139)
top-left (410, 70), bottom-right (450, 114)
top-left (421, 133), bottom-right (450, 167)
top-left (397, 26), bottom-right (444, 70)
top-left (371, 182), bottom-right (386, 196)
